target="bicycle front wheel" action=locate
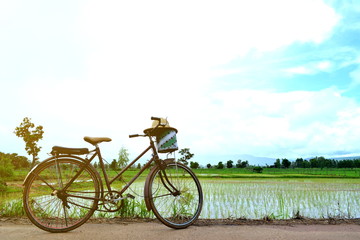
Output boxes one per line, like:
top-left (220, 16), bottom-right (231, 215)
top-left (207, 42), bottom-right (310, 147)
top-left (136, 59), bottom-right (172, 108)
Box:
top-left (147, 161), bottom-right (203, 229)
top-left (23, 157), bottom-right (100, 232)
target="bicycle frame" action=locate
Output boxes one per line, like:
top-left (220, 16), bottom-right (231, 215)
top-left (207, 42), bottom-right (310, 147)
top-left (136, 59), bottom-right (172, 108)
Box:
top-left (93, 138), bottom-right (160, 197)
top-left (59, 132), bottom-right (169, 205)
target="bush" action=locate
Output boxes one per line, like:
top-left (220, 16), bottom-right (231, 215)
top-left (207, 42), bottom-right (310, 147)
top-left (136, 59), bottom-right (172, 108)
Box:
top-left (0, 179), bottom-right (7, 192)
top-left (253, 166), bottom-right (263, 173)
top-left (0, 165), bottom-right (14, 178)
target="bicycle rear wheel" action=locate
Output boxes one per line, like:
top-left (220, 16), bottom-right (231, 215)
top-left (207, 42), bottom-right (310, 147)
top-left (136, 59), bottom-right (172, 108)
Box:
top-left (146, 161), bottom-right (203, 229)
top-left (23, 157), bottom-right (100, 232)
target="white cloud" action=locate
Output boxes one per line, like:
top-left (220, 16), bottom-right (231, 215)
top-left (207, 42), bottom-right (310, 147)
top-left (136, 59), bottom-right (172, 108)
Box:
top-left (283, 60), bottom-right (333, 75)
top-left (78, 0), bottom-right (339, 67)
top-left (187, 88), bottom-right (360, 159)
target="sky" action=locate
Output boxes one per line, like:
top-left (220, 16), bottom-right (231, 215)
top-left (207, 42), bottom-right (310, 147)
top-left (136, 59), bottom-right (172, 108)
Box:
top-left (1, 0), bottom-right (360, 166)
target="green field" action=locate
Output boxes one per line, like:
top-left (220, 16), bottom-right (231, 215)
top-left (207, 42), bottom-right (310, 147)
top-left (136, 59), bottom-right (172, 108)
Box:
top-left (193, 167), bottom-right (360, 178)
top-left (1, 167), bottom-right (360, 219)
top-left (2, 167), bottom-right (360, 194)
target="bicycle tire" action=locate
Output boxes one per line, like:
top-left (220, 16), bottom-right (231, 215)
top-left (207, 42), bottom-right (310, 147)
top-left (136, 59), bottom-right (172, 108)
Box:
top-left (146, 161), bottom-right (203, 229)
top-left (23, 157), bottom-right (100, 232)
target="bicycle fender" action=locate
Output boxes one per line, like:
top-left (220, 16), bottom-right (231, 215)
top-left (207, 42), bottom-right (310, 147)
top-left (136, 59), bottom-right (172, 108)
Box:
top-left (144, 158), bottom-right (175, 211)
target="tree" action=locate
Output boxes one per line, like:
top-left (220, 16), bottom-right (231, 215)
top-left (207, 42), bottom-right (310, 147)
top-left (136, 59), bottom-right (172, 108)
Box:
top-left (0, 152), bottom-right (30, 169)
top-left (110, 159), bottom-right (118, 170)
top-left (118, 147), bottom-right (129, 169)
top-left (274, 159), bottom-right (281, 168)
top-left (236, 160), bottom-right (242, 168)
top-left (14, 117), bottom-right (44, 168)
top-left (240, 160), bottom-right (249, 168)
top-left (303, 159), bottom-right (311, 168)
top-left (226, 160), bottom-right (233, 168)
top-left (206, 163), bottom-right (212, 169)
top-left (93, 162), bottom-right (98, 168)
top-left (281, 158), bottom-right (291, 168)
top-left (217, 161), bottom-right (224, 169)
top-left (295, 158), bottom-right (304, 168)
top-left (0, 155), bottom-right (14, 178)
top-left (190, 161), bottom-right (199, 169)
top-left (178, 148), bottom-right (194, 166)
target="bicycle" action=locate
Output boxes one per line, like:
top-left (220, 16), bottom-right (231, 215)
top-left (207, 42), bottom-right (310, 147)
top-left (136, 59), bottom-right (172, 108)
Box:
top-left (23, 117), bottom-right (203, 233)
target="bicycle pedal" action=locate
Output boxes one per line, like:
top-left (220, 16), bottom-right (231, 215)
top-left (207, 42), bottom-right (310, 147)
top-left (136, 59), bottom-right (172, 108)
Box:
top-left (126, 193), bottom-right (135, 199)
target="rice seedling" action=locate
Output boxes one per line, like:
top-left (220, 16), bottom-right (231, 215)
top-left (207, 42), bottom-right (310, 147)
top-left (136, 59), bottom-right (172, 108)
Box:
top-left (199, 178), bottom-right (360, 219)
top-left (1, 177), bottom-right (359, 220)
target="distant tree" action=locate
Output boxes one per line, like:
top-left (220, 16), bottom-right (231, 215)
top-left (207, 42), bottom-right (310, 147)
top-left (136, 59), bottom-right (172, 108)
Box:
top-left (110, 159), bottom-right (118, 170)
top-left (281, 158), bottom-right (291, 168)
top-left (0, 152), bottom-right (30, 169)
top-left (14, 117), bottom-right (44, 168)
top-left (137, 163), bottom-right (142, 169)
top-left (178, 148), bottom-right (194, 166)
top-left (303, 159), bottom-right (311, 168)
top-left (253, 166), bottom-right (263, 173)
top-left (206, 163), bottom-right (212, 169)
top-left (241, 160), bottom-right (249, 168)
top-left (310, 157), bottom-right (318, 168)
top-left (93, 162), bottom-right (98, 168)
top-left (11, 154), bottom-right (30, 169)
top-left (0, 155), bottom-right (14, 178)
top-left (217, 161), bottom-right (224, 169)
top-left (295, 158), bottom-right (304, 168)
top-left (226, 160), bottom-right (233, 168)
top-left (274, 159), bottom-right (281, 168)
top-left (190, 161), bottom-right (199, 169)
top-left (118, 147), bottom-right (129, 169)
top-left (236, 160), bottom-right (242, 168)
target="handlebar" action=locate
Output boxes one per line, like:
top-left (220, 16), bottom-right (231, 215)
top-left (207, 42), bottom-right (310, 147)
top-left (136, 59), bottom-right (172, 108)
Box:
top-left (151, 116), bottom-right (161, 121)
top-left (129, 117), bottom-right (166, 138)
top-left (129, 134), bottom-right (140, 138)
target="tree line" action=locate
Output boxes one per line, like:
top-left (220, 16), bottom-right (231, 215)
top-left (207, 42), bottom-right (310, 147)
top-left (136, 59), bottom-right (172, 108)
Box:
top-left (0, 152), bottom-right (30, 191)
top-left (0, 151), bottom-right (30, 177)
top-left (271, 156), bottom-right (360, 169)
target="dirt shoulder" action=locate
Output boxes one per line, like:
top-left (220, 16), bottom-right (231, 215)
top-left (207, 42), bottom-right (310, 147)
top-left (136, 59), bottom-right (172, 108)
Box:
top-left (1, 218), bottom-right (360, 240)
top-left (2, 216), bottom-right (360, 226)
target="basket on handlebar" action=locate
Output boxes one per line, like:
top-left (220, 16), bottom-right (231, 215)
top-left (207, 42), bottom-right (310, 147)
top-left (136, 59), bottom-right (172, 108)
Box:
top-left (144, 118), bottom-right (178, 153)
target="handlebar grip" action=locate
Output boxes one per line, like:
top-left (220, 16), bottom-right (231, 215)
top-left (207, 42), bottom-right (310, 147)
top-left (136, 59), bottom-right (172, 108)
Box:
top-left (129, 134), bottom-right (139, 138)
top-left (151, 116), bottom-right (161, 121)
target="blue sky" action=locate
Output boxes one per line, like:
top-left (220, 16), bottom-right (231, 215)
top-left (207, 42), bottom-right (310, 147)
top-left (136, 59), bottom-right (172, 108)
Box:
top-left (1, 0), bottom-right (360, 165)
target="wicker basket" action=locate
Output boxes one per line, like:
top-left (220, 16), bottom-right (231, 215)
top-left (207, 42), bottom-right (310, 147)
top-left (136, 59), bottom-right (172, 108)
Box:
top-left (156, 129), bottom-right (178, 153)
top-left (143, 118), bottom-right (178, 153)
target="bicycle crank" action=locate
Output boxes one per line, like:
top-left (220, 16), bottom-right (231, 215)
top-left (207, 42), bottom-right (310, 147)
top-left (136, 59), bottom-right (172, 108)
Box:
top-left (102, 192), bottom-right (136, 212)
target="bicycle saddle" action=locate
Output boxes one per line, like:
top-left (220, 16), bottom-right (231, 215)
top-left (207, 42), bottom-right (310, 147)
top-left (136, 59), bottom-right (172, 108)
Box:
top-left (84, 136), bottom-right (112, 145)
top-left (51, 146), bottom-right (89, 155)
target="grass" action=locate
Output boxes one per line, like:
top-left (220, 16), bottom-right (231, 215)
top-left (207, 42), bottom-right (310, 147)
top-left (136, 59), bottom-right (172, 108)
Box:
top-left (0, 199), bottom-right (25, 217)
top-left (194, 167), bottom-right (360, 178)
top-left (1, 166), bottom-right (360, 219)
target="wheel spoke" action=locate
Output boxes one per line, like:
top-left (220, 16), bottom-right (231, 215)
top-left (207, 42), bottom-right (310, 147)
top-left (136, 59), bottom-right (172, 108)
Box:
top-left (23, 158), bottom-right (99, 233)
top-left (148, 162), bottom-right (203, 228)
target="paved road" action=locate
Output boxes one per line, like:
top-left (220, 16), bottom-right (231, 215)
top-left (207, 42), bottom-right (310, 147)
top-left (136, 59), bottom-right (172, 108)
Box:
top-left (1, 221), bottom-right (360, 240)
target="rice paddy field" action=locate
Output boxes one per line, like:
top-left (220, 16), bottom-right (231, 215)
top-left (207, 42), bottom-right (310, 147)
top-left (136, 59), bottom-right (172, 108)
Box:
top-left (199, 178), bottom-right (360, 219)
top-left (1, 169), bottom-right (360, 220)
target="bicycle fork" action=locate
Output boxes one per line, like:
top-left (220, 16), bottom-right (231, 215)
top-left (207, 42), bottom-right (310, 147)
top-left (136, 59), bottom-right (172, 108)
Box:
top-left (159, 170), bottom-right (181, 196)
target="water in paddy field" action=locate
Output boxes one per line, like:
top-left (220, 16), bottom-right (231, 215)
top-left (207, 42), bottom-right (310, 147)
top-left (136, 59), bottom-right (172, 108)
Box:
top-left (200, 178), bottom-right (360, 219)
